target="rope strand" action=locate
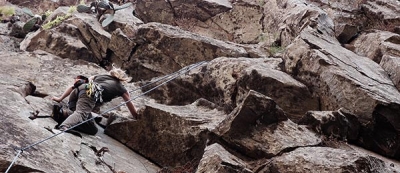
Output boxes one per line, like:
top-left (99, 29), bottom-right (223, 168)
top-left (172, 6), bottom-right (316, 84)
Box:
top-left (129, 61), bottom-right (205, 94)
top-left (5, 150), bottom-right (22, 173)
top-left (5, 61), bottom-right (207, 173)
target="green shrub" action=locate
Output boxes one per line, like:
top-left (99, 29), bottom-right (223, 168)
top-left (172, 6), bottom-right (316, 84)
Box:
top-left (269, 44), bottom-right (284, 55)
top-left (44, 10), bottom-right (52, 18)
top-left (0, 6), bottom-right (15, 16)
top-left (67, 6), bottom-right (77, 13)
top-left (42, 14), bottom-right (70, 29)
top-left (42, 6), bottom-right (76, 30)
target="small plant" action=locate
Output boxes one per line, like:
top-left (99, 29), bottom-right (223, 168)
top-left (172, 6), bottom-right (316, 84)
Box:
top-left (0, 6), bottom-right (15, 17)
top-left (257, 33), bottom-right (267, 42)
top-left (67, 6), bottom-right (76, 13)
top-left (42, 14), bottom-right (68, 29)
top-left (0, 6), bottom-right (19, 24)
top-left (258, 0), bottom-right (266, 6)
top-left (42, 6), bottom-right (76, 30)
top-left (77, 0), bottom-right (133, 27)
top-left (269, 43), bottom-right (284, 55)
top-left (44, 10), bottom-right (52, 17)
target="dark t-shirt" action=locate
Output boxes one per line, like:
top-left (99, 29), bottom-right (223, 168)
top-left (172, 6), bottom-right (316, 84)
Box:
top-left (93, 75), bottom-right (127, 102)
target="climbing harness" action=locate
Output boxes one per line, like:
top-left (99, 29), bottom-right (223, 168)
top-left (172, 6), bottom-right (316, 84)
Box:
top-left (5, 61), bottom-right (207, 173)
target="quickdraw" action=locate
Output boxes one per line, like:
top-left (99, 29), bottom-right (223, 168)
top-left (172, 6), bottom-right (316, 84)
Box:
top-left (86, 81), bottom-right (104, 103)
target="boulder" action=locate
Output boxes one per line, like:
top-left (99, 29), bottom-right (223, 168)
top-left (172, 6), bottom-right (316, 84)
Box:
top-left (195, 143), bottom-right (252, 173)
top-left (283, 27), bottom-right (400, 158)
top-left (265, 147), bottom-right (394, 173)
top-left (298, 108), bottom-right (361, 142)
top-left (351, 30), bottom-right (400, 63)
top-left (118, 22), bottom-right (248, 81)
top-left (144, 57), bottom-right (318, 121)
top-left (0, 50), bottom-right (159, 172)
top-left (135, 0), bottom-right (232, 23)
top-left (105, 98), bottom-right (227, 167)
top-left (380, 55), bottom-right (400, 91)
top-left (218, 90), bottom-right (321, 159)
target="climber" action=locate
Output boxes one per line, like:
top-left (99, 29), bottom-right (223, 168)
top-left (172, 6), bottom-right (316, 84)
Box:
top-left (56, 65), bottom-right (139, 135)
top-left (52, 75), bottom-right (89, 103)
top-left (51, 75), bottom-right (89, 126)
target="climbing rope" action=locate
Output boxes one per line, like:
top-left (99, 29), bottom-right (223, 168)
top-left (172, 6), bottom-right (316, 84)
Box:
top-left (5, 61), bottom-right (208, 173)
top-left (129, 61), bottom-right (206, 94)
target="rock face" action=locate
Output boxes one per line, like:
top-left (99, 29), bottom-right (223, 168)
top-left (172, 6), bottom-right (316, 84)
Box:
top-left (106, 98), bottom-right (227, 167)
top-left (265, 147), bottom-right (392, 173)
top-left (218, 90), bottom-right (321, 159)
top-left (283, 27), bottom-right (400, 158)
top-left (196, 143), bottom-right (252, 173)
top-left (0, 51), bottom-right (159, 173)
top-left (2, 0), bottom-right (400, 172)
top-left (299, 109), bottom-right (361, 142)
top-left (120, 22), bottom-right (249, 81)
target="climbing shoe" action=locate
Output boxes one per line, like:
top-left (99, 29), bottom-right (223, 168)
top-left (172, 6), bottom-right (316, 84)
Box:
top-left (51, 104), bottom-right (66, 125)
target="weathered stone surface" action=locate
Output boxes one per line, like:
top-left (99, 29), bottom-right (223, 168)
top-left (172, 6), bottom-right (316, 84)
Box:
top-left (135, 0), bottom-right (232, 23)
top-left (198, 1), bottom-right (263, 44)
top-left (215, 90), bottom-right (288, 135)
top-left (380, 55), bottom-right (400, 91)
top-left (352, 30), bottom-right (400, 63)
top-left (0, 50), bottom-right (159, 173)
top-left (6, 0), bottom-right (79, 14)
top-left (265, 147), bottom-right (394, 173)
top-left (284, 27), bottom-right (400, 158)
top-left (144, 56), bottom-right (318, 121)
top-left (171, 0), bottom-right (232, 22)
top-left (236, 62), bottom-right (319, 122)
top-left (361, 0), bottom-right (400, 28)
top-left (335, 23), bottom-right (359, 44)
top-left (22, 27), bottom-right (96, 61)
top-left (109, 28), bottom-right (136, 62)
top-left (307, 0), bottom-right (400, 44)
top-left (306, 0), bottom-right (365, 44)
top-left (3, 0), bottom-right (400, 171)
top-left (136, 0), bottom-right (264, 44)
top-left (106, 5), bottom-right (143, 66)
top-left (0, 34), bottom-right (22, 52)
top-left (142, 57), bottom-right (277, 106)
top-left (269, 0), bottom-right (335, 47)
top-left (105, 4), bottom-right (143, 34)
top-left (117, 22), bottom-right (248, 81)
top-left (0, 50), bottom-right (105, 98)
top-left (8, 21), bottom-right (27, 38)
top-left (0, 82), bottom-right (83, 172)
top-left (105, 98), bottom-right (227, 167)
top-left (134, 0), bottom-right (174, 24)
top-left (20, 5), bottom-right (143, 67)
top-left (195, 143), bottom-right (252, 173)
top-left (298, 108), bottom-right (361, 142)
top-left (20, 7), bottom-right (104, 63)
top-left (219, 90), bottom-right (320, 159)
top-left (285, 27), bottom-right (400, 121)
